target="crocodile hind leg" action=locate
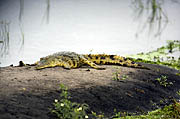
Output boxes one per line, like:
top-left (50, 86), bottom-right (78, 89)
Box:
top-left (82, 58), bottom-right (105, 70)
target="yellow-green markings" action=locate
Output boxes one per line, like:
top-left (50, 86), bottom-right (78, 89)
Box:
top-left (35, 51), bottom-right (148, 70)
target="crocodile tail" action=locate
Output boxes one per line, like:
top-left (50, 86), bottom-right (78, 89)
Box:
top-left (83, 54), bottom-right (132, 65)
top-left (83, 54), bottom-right (149, 69)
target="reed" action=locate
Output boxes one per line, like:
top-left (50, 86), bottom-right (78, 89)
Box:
top-left (19, 23), bottom-right (25, 51)
top-left (0, 21), bottom-right (10, 56)
top-left (131, 0), bottom-right (169, 37)
top-left (19, 0), bottom-right (24, 22)
top-left (42, 0), bottom-right (50, 24)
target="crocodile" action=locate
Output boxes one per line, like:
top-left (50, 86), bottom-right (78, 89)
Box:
top-left (35, 51), bottom-right (149, 70)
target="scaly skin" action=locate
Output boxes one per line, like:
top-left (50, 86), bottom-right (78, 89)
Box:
top-left (35, 51), bottom-right (149, 70)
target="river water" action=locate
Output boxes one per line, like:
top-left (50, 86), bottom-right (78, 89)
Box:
top-left (0, 0), bottom-right (180, 67)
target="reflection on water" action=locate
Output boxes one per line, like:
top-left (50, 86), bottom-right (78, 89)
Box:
top-left (0, 0), bottom-right (180, 67)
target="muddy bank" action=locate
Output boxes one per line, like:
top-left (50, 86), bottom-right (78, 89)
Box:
top-left (0, 63), bottom-right (180, 119)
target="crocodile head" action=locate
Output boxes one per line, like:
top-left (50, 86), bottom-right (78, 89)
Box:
top-left (36, 57), bottom-right (58, 69)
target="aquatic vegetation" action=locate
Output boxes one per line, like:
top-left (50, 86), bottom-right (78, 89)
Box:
top-left (126, 40), bottom-right (180, 70)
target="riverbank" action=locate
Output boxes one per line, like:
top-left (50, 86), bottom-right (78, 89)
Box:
top-left (0, 63), bottom-right (180, 118)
